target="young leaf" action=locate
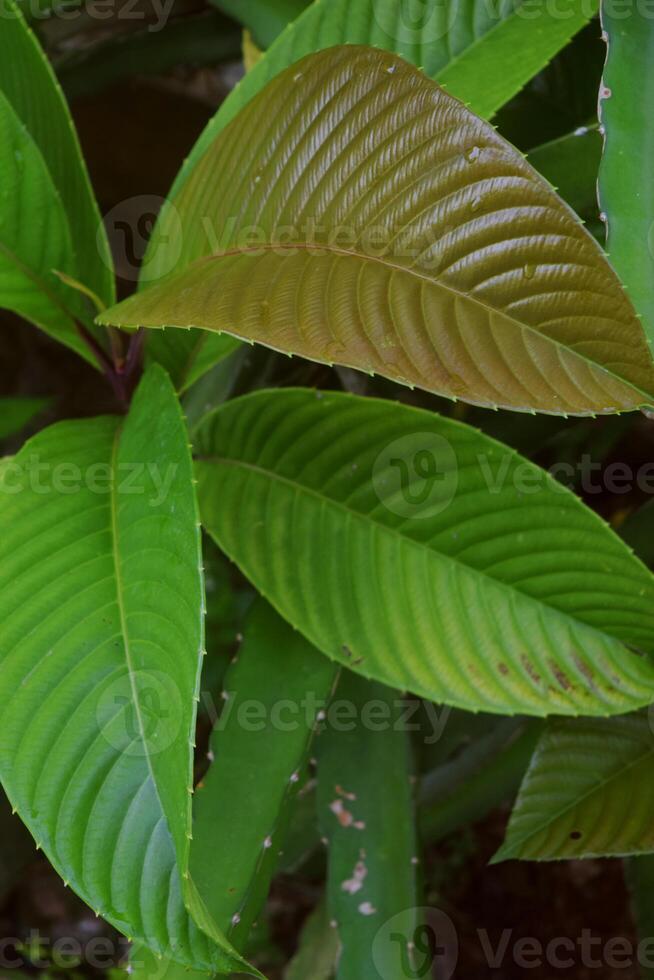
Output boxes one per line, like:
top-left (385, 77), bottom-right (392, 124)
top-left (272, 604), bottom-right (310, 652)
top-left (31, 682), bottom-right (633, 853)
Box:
top-left (0, 396), bottom-right (50, 441)
top-left (191, 599), bottom-right (338, 949)
top-left (494, 713), bottom-right (654, 861)
top-left (0, 365), bottom-right (254, 975)
top-left (598, 8), bottom-right (654, 349)
top-left (0, 0), bottom-right (114, 309)
top-left (194, 388), bottom-right (654, 717)
top-left (100, 46), bottom-right (654, 417)
top-left (165, 0), bottom-right (599, 205)
top-left (316, 672), bottom-right (419, 979)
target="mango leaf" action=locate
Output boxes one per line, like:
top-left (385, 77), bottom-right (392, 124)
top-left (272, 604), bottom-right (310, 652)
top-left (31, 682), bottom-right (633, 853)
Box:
top-left (164, 0), bottom-right (599, 206)
top-left (191, 599), bottom-right (337, 950)
top-left (316, 672), bottom-right (420, 979)
top-left (0, 365), bottom-right (254, 975)
top-left (0, 396), bottom-right (50, 441)
top-left (0, 0), bottom-right (114, 310)
top-left (194, 387), bottom-right (654, 716)
top-left (494, 713), bottom-right (654, 861)
top-left (100, 46), bottom-right (654, 416)
top-left (598, 8), bottom-right (654, 349)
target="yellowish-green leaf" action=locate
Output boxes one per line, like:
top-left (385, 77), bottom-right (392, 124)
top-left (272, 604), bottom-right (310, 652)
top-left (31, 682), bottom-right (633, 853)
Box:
top-left (195, 387), bottom-right (654, 717)
top-left (100, 46), bottom-right (654, 417)
top-left (494, 713), bottom-right (654, 861)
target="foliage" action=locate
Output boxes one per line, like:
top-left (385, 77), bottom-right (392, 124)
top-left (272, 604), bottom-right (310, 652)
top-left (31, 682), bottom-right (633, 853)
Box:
top-left (1, 1), bottom-right (654, 977)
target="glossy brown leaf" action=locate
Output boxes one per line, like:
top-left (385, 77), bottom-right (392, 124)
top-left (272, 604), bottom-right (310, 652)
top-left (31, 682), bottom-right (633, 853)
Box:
top-left (99, 46), bottom-right (654, 415)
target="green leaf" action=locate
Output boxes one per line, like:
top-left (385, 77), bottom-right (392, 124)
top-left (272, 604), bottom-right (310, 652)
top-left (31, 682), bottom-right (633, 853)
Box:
top-left (316, 671), bottom-right (419, 979)
top-left (598, 8), bottom-right (654, 350)
top-left (0, 365), bottom-right (254, 974)
top-left (285, 899), bottom-right (339, 980)
top-left (527, 125), bottom-right (602, 224)
top-left (0, 396), bottom-right (50, 441)
top-left (165, 0), bottom-right (599, 206)
top-left (0, 90), bottom-right (92, 359)
top-left (191, 598), bottom-right (337, 950)
top-left (146, 330), bottom-right (241, 394)
top-left (210, 0), bottom-right (310, 48)
top-left (0, 0), bottom-right (114, 309)
top-left (494, 713), bottom-right (654, 861)
top-left (194, 387), bottom-right (654, 716)
top-left (100, 46), bottom-right (654, 417)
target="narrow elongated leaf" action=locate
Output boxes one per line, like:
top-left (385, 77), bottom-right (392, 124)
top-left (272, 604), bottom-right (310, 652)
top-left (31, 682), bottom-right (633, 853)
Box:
top-left (0, 91), bottom-right (92, 358)
top-left (316, 672), bottom-right (419, 979)
top-left (0, 365), bottom-right (253, 974)
top-left (0, 0), bottom-right (114, 308)
top-left (191, 599), bottom-right (337, 949)
top-left (164, 0), bottom-right (599, 206)
top-left (0, 397), bottom-right (50, 441)
top-left (494, 713), bottom-right (654, 861)
top-left (195, 388), bottom-right (654, 716)
top-left (101, 47), bottom-right (654, 416)
top-left (598, 8), bottom-right (654, 349)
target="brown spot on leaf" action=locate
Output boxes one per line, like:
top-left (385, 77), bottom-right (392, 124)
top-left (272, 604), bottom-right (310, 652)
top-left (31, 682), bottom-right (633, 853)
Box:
top-left (520, 655), bottom-right (542, 685)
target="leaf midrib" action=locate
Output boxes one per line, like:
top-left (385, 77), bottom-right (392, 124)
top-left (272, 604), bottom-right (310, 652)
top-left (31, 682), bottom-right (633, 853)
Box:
top-left (180, 241), bottom-right (652, 403)
top-left (199, 453), bottom-right (649, 697)
top-left (108, 426), bottom-right (172, 841)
